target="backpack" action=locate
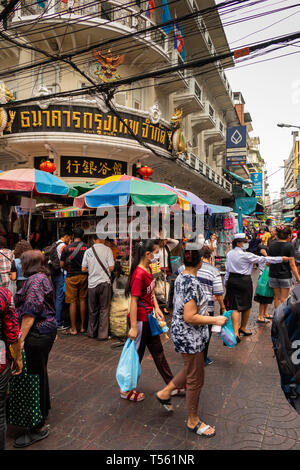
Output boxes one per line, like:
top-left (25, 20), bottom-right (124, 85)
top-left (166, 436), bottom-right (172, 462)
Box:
top-left (293, 238), bottom-right (300, 263)
top-left (43, 241), bottom-right (64, 274)
top-left (271, 285), bottom-right (300, 413)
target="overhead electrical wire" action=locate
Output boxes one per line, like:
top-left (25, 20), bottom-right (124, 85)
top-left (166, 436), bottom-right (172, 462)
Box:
top-left (0, 0), bottom-right (297, 87)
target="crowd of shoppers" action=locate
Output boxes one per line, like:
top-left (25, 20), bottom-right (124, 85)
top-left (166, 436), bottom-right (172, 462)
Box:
top-left (0, 222), bottom-right (299, 447)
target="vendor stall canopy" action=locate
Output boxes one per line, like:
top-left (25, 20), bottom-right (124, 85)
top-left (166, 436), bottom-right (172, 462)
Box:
top-left (0, 169), bottom-right (69, 196)
top-left (223, 169), bottom-right (253, 186)
top-left (75, 179), bottom-right (181, 208)
top-left (207, 204), bottom-right (233, 214)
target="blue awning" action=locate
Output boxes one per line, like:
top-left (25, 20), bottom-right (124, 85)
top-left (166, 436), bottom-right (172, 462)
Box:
top-left (207, 204), bottom-right (233, 214)
top-left (224, 169), bottom-right (253, 185)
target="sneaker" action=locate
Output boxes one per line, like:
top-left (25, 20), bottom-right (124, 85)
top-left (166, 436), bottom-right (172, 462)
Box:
top-left (204, 357), bottom-right (214, 366)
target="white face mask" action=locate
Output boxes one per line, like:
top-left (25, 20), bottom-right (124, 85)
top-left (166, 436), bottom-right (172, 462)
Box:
top-left (152, 253), bottom-right (160, 262)
top-left (242, 243), bottom-right (249, 250)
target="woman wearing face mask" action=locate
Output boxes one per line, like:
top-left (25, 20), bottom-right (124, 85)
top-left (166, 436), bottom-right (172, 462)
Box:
top-left (121, 239), bottom-right (177, 404)
top-left (225, 233), bottom-right (289, 342)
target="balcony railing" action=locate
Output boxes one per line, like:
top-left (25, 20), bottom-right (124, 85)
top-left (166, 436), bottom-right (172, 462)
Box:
top-left (15, 1), bottom-right (169, 57)
top-left (179, 151), bottom-right (232, 193)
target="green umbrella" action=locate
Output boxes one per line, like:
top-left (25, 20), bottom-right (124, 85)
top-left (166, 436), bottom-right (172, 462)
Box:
top-left (67, 182), bottom-right (98, 198)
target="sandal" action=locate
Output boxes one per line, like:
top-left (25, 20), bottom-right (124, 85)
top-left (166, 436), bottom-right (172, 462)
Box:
top-left (239, 328), bottom-right (252, 336)
top-left (187, 421), bottom-right (216, 438)
top-left (256, 319), bottom-right (269, 324)
top-left (120, 390), bottom-right (145, 402)
top-left (171, 387), bottom-right (186, 396)
top-left (155, 393), bottom-right (173, 412)
top-left (62, 329), bottom-right (77, 336)
top-left (13, 427), bottom-right (49, 448)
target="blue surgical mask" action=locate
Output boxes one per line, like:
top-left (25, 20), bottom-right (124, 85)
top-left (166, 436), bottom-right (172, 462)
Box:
top-left (152, 253), bottom-right (160, 262)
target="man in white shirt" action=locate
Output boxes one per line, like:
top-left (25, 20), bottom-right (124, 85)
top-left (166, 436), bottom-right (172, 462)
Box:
top-left (82, 235), bottom-right (114, 340)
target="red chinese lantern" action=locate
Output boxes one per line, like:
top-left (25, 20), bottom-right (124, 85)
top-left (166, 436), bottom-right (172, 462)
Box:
top-left (138, 165), bottom-right (153, 180)
top-left (40, 160), bottom-right (56, 173)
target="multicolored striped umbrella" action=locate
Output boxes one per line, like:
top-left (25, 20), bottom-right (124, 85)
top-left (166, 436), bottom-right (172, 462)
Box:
top-left (0, 168), bottom-right (69, 195)
top-left (74, 179), bottom-right (184, 208)
top-left (96, 174), bottom-right (140, 186)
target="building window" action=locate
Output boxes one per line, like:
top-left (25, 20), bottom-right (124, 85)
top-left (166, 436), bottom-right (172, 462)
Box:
top-left (192, 135), bottom-right (198, 148)
top-left (209, 105), bottom-right (215, 120)
top-left (194, 82), bottom-right (202, 102)
top-left (219, 121), bottom-right (224, 133)
top-left (100, 2), bottom-right (113, 21)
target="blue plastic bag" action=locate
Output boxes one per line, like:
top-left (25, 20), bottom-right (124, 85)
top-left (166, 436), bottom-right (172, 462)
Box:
top-left (116, 339), bottom-right (141, 392)
top-left (219, 310), bottom-right (237, 348)
top-left (148, 312), bottom-right (164, 336)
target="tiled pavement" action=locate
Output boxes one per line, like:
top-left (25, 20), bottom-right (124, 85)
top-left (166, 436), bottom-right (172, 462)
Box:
top-left (6, 273), bottom-right (300, 450)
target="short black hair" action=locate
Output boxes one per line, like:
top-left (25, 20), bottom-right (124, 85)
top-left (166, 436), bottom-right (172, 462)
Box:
top-left (184, 249), bottom-right (203, 267)
top-left (62, 227), bottom-right (72, 237)
top-left (73, 227), bottom-right (84, 239)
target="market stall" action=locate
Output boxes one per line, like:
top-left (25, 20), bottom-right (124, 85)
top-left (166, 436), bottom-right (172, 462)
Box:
top-left (205, 204), bottom-right (235, 274)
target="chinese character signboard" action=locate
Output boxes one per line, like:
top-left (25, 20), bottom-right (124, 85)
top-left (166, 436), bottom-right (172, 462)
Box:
top-left (250, 172), bottom-right (263, 196)
top-left (60, 156), bottom-right (127, 179)
top-left (4, 104), bottom-right (171, 152)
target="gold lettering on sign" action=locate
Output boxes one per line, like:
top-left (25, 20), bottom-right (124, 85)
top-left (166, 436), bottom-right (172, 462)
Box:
top-left (72, 112), bottom-right (81, 128)
top-left (52, 110), bottom-right (61, 127)
top-left (94, 114), bottom-right (102, 134)
top-left (160, 130), bottom-right (166, 145)
top-left (20, 111), bottom-right (30, 128)
top-left (62, 110), bottom-right (71, 127)
top-left (71, 160), bottom-right (80, 174)
top-left (66, 160), bottom-right (72, 174)
top-left (83, 112), bottom-right (93, 129)
top-left (113, 162), bottom-right (122, 175)
top-left (42, 110), bottom-right (50, 127)
top-left (112, 116), bottom-right (118, 133)
top-left (119, 118), bottom-right (128, 135)
top-left (129, 120), bottom-right (139, 135)
top-left (31, 111), bottom-right (42, 127)
top-left (142, 120), bottom-right (150, 138)
top-left (103, 115), bottom-right (112, 132)
top-left (98, 162), bottom-right (111, 176)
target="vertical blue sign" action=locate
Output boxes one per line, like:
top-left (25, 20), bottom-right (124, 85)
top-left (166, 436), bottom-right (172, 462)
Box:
top-left (251, 172), bottom-right (263, 196)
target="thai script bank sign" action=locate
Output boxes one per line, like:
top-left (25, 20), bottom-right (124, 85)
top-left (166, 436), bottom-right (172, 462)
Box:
top-left (226, 125), bottom-right (247, 166)
top-left (250, 172), bottom-right (263, 197)
top-left (4, 104), bottom-right (172, 152)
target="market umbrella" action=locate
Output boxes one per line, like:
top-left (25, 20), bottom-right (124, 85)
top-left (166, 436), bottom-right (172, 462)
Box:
top-left (0, 168), bottom-right (69, 240)
top-left (0, 169), bottom-right (69, 195)
top-left (68, 182), bottom-right (98, 198)
top-left (74, 179), bottom-right (182, 208)
top-left (96, 174), bottom-right (140, 186)
top-left (177, 188), bottom-right (211, 215)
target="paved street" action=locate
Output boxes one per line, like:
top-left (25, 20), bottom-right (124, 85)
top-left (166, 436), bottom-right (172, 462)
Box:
top-left (6, 275), bottom-right (300, 451)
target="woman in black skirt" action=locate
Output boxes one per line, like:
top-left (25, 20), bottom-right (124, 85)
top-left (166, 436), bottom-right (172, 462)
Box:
top-left (225, 233), bottom-right (288, 342)
top-left (13, 250), bottom-right (57, 448)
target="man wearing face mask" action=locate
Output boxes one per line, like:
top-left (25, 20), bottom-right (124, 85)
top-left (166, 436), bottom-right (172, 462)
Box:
top-left (224, 233), bottom-right (290, 342)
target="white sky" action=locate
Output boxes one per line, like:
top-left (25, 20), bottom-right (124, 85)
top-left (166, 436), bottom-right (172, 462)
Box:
top-left (216, 0), bottom-right (300, 201)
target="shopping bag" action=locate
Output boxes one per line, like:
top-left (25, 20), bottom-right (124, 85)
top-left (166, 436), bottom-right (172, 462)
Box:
top-left (148, 311), bottom-right (164, 336)
top-left (255, 266), bottom-right (274, 298)
top-left (7, 350), bottom-right (43, 428)
top-left (219, 310), bottom-right (237, 348)
top-left (116, 339), bottom-right (141, 392)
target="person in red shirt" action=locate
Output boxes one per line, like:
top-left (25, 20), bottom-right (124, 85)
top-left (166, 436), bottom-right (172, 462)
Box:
top-left (0, 287), bottom-right (23, 450)
top-left (121, 239), bottom-right (175, 404)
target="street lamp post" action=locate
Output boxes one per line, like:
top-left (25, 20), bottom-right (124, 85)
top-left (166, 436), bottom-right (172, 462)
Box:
top-left (277, 123), bottom-right (300, 130)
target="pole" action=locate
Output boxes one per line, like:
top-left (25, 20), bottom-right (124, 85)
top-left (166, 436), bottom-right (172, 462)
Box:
top-left (27, 191), bottom-right (33, 242)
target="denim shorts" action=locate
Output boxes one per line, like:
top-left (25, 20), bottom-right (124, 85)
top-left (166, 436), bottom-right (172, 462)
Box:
top-left (268, 277), bottom-right (292, 289)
